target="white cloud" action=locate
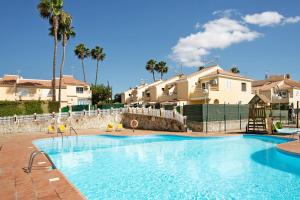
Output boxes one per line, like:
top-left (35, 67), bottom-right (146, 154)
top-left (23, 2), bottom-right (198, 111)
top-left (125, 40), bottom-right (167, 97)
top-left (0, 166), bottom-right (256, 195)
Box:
top-left (171, 17), bottom-right (260, 67)
top-left (243, 11), bottom-right (300, 26)
top-left (213, 9), bottom-right (239, 18)
top-left (194, 22), bottom-right (201, 29)
top-left (284, 16), bottom-right (300, 24)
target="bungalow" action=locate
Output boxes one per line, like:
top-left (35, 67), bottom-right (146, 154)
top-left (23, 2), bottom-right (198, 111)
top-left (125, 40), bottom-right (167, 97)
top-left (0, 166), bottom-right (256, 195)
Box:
top-left (0, 74), bottom-right (91, 107)
top-left (160, 65), bottom-right (253, 105)
top-left (121, 65), bottom-right (254, 106)
top-left (252, 74), bottom-right (300, 108)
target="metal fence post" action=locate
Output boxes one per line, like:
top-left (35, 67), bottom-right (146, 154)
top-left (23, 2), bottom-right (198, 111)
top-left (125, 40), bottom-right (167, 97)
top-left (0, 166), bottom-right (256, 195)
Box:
top-left (206, 103), bottom-right (208, 133)
top-left (238, 104), bottom-right (241, 130)
top-left (224, 103), bottom-right (226, 132)
top-left (240, 113), bottom-right (242, 130)
top-left (14, 114), bottom-right (17, 124)
top-left (297, 101), bottom-right (299, 128)
top-left (34, 113), bottom-right (37, 122)
top-left (279, 102), bottom-right (282, 123)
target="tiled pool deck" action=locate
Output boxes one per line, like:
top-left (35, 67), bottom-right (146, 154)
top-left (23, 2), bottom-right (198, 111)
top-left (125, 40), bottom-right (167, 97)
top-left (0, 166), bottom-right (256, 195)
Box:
top-left (0, 129), bottom-right (299, 200)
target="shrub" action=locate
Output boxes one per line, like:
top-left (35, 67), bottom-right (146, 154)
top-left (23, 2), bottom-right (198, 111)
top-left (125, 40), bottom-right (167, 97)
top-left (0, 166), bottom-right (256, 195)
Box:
top-left (48, 101), bottom-right (60, 113)
top-left (61, 106), bottom-right (69, 113)
top-left (0, 101), bottom-right (23, 117)
top-left (72, 105), bottom-right (89, 111)
top-left (97, 103), bottom-right (124, 109)
top-left (0, 101), bottom-right (60, 117)
top-left (91, 84), bottom-right (112, 105)
top-left (276, 121), bottom-right (283, 129)
top-left (24, 101), bottom-right (43, 115)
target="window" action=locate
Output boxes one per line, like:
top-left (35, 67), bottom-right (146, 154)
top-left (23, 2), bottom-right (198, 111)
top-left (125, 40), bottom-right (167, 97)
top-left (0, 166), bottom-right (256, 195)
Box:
top-left (76, 87), bottom-right (84, 94)
top-left (201, 82), bottom-right (207, 90)
top-left (241, 83), bottom-right (247, 92)
top-left (278, 91), bottom-right (288, 98)
top-left (77, 98), bottom-right (91, 105)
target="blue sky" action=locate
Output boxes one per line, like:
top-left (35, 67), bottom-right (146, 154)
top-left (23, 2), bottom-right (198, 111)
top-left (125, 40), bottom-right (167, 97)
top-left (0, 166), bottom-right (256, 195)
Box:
top-left (0, 0), bottom-right (300, 94)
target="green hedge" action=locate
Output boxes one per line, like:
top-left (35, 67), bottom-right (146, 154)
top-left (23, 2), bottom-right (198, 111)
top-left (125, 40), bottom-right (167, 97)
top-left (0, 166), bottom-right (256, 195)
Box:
top-left (0, 101), bottom-right (24, 117)
top-left (97, 103), bottom-right (124, 109)
top-left (48, 101), bottom-right (60, 113)
top-left (0, 101), bottom-right (59, 117)
top-left (60, 103), bottom-right (124, 112)
top-left (24, 101), bottom-right (43, 115)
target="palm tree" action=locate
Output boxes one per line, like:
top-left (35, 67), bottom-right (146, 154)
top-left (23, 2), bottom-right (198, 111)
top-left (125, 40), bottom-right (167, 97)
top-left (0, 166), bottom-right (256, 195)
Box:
top-left (161, 65), bottom-right (169, 79)
top-left (50, 11), bottom-right (75, 105)
top-left (74, 44), bottom-right (90, 82)
top-left (230, 67), bottom-right (240, 74)
top-left (146, 59), bottom-right (156, 82)
top-left (91, 46), bottom-right (106, 85)
top-left (38, 0), bottom-right (64, 101)
top-left (155, 61), bottom-right (169, 80)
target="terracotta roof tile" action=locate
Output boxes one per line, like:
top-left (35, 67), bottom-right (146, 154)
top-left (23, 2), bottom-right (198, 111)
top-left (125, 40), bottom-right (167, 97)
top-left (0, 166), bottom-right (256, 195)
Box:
top-left (253, 78), bottom-right (300, 91)
top-left (0, 75), bottom-right (88, 88)
top-left (202, 69), bottom-right (252, 80)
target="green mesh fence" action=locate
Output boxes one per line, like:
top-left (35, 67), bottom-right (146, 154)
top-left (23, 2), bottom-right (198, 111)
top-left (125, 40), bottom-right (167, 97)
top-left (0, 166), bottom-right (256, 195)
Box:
top-left (97, 103), bottom-right (124, 109)
top-left (183, 104), bottom-right (249, 122)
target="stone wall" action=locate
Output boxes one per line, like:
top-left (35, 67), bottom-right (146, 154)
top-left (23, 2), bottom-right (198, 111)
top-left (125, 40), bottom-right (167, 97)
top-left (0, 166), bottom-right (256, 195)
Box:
top-left (0, 114), bottom-right (122, 134)
top-left (188, 119), bottom-right (248, 132)
top-left (122, 113), bottom-right (186, 132)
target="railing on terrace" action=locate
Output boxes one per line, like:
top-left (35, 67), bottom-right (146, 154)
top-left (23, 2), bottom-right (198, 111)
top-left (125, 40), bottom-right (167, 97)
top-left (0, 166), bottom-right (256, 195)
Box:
top-left (0, 108), bottom-right (124, 125)
top-left (124, 107), bottom-right (186, 125)
top-left (0, 107), bottom-right (186, 126)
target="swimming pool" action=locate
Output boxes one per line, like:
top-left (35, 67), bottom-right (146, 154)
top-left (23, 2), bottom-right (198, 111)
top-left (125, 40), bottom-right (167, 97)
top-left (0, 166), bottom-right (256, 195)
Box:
top-left (34, 135), bottom-right (300, 200)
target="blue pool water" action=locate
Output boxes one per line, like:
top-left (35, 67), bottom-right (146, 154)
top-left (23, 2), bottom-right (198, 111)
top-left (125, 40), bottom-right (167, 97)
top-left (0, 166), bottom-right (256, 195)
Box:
top-left (34, 135), bottom-right (300, 200)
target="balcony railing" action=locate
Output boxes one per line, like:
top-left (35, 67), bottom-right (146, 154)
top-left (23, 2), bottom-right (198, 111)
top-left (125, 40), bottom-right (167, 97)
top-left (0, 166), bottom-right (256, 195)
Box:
top-left (159, 93), bottom-right (177, 102)
top-left (190, 88), bottom-right (208, 99)
top-left (271, 95), bottom-right (290, 104)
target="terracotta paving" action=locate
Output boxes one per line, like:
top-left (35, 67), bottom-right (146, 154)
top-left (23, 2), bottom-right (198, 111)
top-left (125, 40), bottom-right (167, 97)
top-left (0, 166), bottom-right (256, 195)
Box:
top-left (0, 129), bottom-right (300, 199)
top-left (277, 138), bottom-right (300, 156)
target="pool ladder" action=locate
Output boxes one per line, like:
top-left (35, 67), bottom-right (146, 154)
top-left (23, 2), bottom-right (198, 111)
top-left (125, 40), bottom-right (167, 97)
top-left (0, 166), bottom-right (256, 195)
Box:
top-left (23, 150), bottom-right (57, 173)
top-left (69, 127), bottom-right (78, 136)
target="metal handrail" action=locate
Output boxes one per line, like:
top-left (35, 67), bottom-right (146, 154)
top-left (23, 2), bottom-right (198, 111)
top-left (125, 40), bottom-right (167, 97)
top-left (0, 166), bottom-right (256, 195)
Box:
top-left (69, 127), bottom-right (78, 135)
top-left (24, 150), bottom-right (56, 173)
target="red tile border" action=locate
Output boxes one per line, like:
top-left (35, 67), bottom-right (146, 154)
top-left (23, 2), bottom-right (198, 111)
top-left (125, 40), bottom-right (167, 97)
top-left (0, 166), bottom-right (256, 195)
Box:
top-left (1, 129), bottom-right (300, 200)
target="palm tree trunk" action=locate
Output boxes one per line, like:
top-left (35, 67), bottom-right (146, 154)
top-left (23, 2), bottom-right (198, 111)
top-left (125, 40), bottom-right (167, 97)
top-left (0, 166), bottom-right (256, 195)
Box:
top-left (161, 72), bottom-right (163, 80)
top-left (152, 71), bottom-right (155, 82)
top-left (95, 60), bottom-right (99, 85)
top-left (81, 58), bottom-right (86, 82)
top-left (59, 36), bottom-right (66, 107)
top-left (52, 16), bottom-right (58, 102)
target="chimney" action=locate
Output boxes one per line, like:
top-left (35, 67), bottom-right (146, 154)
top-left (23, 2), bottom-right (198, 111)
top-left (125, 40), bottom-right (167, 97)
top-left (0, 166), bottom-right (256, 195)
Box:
top-left (265, 74), bottom-right (268, 79)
